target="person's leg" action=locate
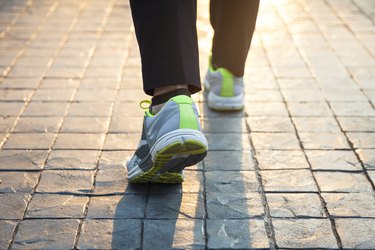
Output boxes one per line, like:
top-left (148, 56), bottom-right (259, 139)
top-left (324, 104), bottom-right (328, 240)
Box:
top-left (210, 0), bottom-right (260, 77)
top-left (130, 0), bottom-right (201, 97)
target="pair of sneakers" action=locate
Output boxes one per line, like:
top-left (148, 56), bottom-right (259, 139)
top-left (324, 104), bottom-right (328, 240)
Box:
top-left (127, 59), bottom-right (244, 183)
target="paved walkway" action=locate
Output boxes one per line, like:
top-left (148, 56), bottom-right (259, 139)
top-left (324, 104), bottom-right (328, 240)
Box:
top-left (1, 0), bottom-right (375, 249)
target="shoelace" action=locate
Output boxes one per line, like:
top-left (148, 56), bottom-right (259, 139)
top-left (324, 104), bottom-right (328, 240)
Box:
top-left (139, 100), bottom-right (151, 110)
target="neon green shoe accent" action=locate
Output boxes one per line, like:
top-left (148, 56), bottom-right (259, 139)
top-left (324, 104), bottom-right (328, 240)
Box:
top-left (171, 95), bottom-right (198, 130)
top-left (209, 55), bottom-right (215, 73)
top-left (219, 68), bottom-right (234, 97)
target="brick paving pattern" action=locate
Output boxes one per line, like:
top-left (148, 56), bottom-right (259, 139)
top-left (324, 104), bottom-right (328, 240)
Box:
top-left (1, 0), bottom-right (375, 249)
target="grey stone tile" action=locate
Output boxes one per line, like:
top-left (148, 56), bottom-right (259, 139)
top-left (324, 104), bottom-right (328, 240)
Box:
top-left (108, 116), bottom-right (143, 133)
top-left (336, 219), bottom-right (375, 249)
top-left (61, 117), bottom-right (110, 133)
top-left (3, 133), bottom-right (56, 149)
top-left (206, 171), bottom-right (259, 193)
top-left (204, 150), bottom-right (254, 171)
top-left (0, 220), bottom-right (17, 250)
top-left (206, 133), bottom-right (251, 150)
top-left (151, 171), bottom-right (204, 194)
top-left (26, 194), bottom-right (88, 218)
top-left (251, 132), bottom-right (301, 150)
top-left (12, 219), bottom-right (80, 249)
top-left (292, 117), bottom-right (341, 133)
top-left (202, 117), bottom-right (247, 133)
top-left (0, 116), bottom-right (16, 133)
top-left (368, 171), bottom-right (375, 184)
top-left (357, 149), bottom-right (375, 170)
top-left (87, 195), bottom-right (146, 219)
top-left (0, 150), bottom-right (48, 170)
top-left (0, 89), bottom-right (33, 101)
top-left (32, 89), bottom-right (75, 101)
top-left (267, 193), bottom-right (325, 218)
top-left (199, 103), bottom-right (244, 118)
top-left (0, 193), bottom-right (31, 219)
top-left (0, 171), bottom-right (39, 193)
top-left (46, 150), bottom-right (100, 170)
top-left (306, 150), bottom-right (362, 171)
top-left (207, 192), bottom-right (263, 219)
top-left (39, 78), bottom-right (79, 89)
top-left (117, 89), bottom-right (149, 103)
top-left (54, 133), bottom-right (105, 149)
top-left (0, 102), bottom-right (24, 116)
top-left (315, 172), bottom-right (373, 192)
top-left (207, 219), bottom-right (269, 249)
top-left (282, 88), bottom-right (324, 102)
top-left (147, 193), bottom-right (204, 219)
top-left (299, 132), bottom-right (350, 149)
top-left (322, 193), bottom-right (375, 217)
top-left (338, 117), bottom-right (375, 132)
top-left (347, 132), bottom-right (375, 149)
top-left (330, 102), bottom-right (375, 116)
top-left (245, 89), bottom-right (283, 102)
top-left (67, 102), bottom-right (112, 117)
top-left (14, 116), bottom-right (63, 133)
top-left (143, 219), bottom-right (205, 250)
top-left (74, 89), bottom-right (116, 102)
top-left (23, 102), bottom-right (69, 116)
top-left (112, 102), bottom-right (144, 117)
top-left (36, 170), bottom-right (95, 194)
top-left (247, 116), bottom-right (294, 132)
top-left (288, 102), bottom-right (332, 116)
top-left (245, 102), bottom-right (289, 116)
top-left (256, 150), bottom-right (309, 170)
top-left (78, 219), bottom-right (142, 250)
top-left (273, 219), bottom-right (337, 248)
top-left (262, 170), bottom-right (318, 192)
top-left (102, 133), bottom-right (139, 150)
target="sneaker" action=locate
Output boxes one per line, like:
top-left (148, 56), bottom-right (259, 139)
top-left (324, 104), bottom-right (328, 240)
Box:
top-left (126, 95), bottom-right (208, 184)
top-left (204, 58), bottom-right (244, 111)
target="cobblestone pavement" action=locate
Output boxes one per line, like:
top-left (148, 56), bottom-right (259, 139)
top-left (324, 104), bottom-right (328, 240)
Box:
top-left (1, 0), bottom-right (375, 249)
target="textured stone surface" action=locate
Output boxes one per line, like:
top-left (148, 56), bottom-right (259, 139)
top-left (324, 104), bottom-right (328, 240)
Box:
top-left (256, 150), bottom-right (309, 170)
top-left (206, 133), bottom-right (251, 150)
top-left (347, 132), bottom-right (375, 149)
top-left (322, 193), bottom-right (375, 217)
top-left (204, 150), bottom-right (254, 171)
top-left (357, 149), bottom-right (375, 170)
top-left (206, 192), bottom-right (264, 219)
top-left (306, 150), bottom-right (362, 170)
top-left (261, 170), bottom-right (318, 192)
top-left (78, 219), bottom-right (142, 250)
top-left (46, 150), bottom-right (100, 170)
top-left (53, 133), bottom-right (105, 150)
top-left (0, 193), bottom-right (31, 219)
top-left (273, 219), bottom-right (338, 248)
top-left (26, 194), bottom-right (88, 218)
top-left (0, 150), bottom-right (48, 170)
top-left (0, 220), bottom-right (17, 249)
top-left (299, 132), bottom-right (350, 149)
top-left (102, 133), bottom-right (139, 150)
top-left (205, 171), bottom-right (259, 193)
top-left (207, 219), bottom-right (269, 249)
top-left (293, 117), bottom-right (341, 133)
top-left (247, 116), bottom-right (294, 132)
top-left (315, 172), bottom-right (373, 192)
top-left (14, 117), bottom-right (63, 133)
top-left (251, 132), bottom-right (301, 150)
top-left (336, 219), bottom-right (375, 249)
top-left (13, 219), bottom-right (80, 249)
top-left (61, 117), bottom-right (110, 133)
top-left (267, 193), bottom-right (325, 217)
top-left (143, 219), bottom-right (205, 249)
top-left (0, 171), bottom-right (39, 193)
top-left (150, 171), bottom-right (204, 194)
top-left (3, 133), bottom-right (56, 149)
top-left (202, 117), bottom-right (247, 133)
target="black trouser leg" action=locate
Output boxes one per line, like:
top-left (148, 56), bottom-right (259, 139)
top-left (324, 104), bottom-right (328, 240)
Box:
top-left (130, 0), bottom-right (201, 96)
top-left (210, 0), bottom-right (260, 77)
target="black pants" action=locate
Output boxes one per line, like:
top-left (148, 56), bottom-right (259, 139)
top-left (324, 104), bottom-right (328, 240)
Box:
top-left (130, 0), bottom-right (260, 96)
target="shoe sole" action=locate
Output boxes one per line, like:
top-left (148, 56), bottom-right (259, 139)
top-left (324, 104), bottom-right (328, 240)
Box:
top-left (129, 129), bottom-right (207, 184)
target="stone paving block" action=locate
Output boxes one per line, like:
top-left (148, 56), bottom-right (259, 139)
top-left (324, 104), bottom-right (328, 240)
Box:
top-left (61, 117), bottom-right (110, 133)
top-left (206, 133), bottom-right (251, 150)
top-left (87, 195), bottom-right (146, 219)
top-left (356, 149), bottom-right (375, 170)
top-left (292, 117), bottom-right (341, 133)
top-left (112, 102), bottom-right (144, 117)
top-left (322, 193), bottom-right (375, 217)
top-left (0, 171), bottom-right (39, 193)
top-left (261, 170), bottom-right (318, 192)
top-left (14, 116), bottom-right (63, 133)
top-left (26, 194), bottom-right (88, 218)
top-left (0, 193), bottom-right (31, 219)
top-left (78, 219), bottom-right (142, 250)
top-left (54, 133), bottom-right (105, 149)
top-left (251, 132), bottom-right (301, 150)
top-left (299, 132), bottom-right (350, 149)
top-left (288, 102), bottom-right (332, 117)
top-left (199, 104), bottom-right (244, 118)
top-left (151, 171), bottom-right (204, 194)
top-left (102, 133), bottom-right (139, 150)
top-left (36, 170), bottom-right (94, 194)
top-left (12, 219), bottom-right (80, 249)
top-left (337, 117), bottom-right (375, 132)
top-left (3, 133), bottom-right (56, 149)
top-left (315, 172), bottom-right (373, 193)
top-left (247, 116), bottom-right (294, 132)
top-left (108, 116), bottom-right (143, 133)
top-left (202, 117), bottom-right (247, 133)
top-left (245, 102), bottom-right (289, 116)
top-left (245, 89), bottom-right (283, 102)
top-left (368, 171), bottom-right (375, 184)
top-left (206, 219), bottom-right (269, 249)
top-left (331, 102), bottom-right (375, 116)
top-left (0, 150), bottom-right (48, 170)
top-left (273, 219), bottom-right (338, 248)
top-left (67, 102), bottom-right (112, 117)
top-left (207, 192), bottom-right (264, 219)
top-left (79, 77), bottom-right (118, 89)
top-left (267, 193), bottom-right (325, 218)
top-left (0, 102), bottom-right (25, 116)
top-left (347, 132), bottom-right (375, 149)
top-left (282, 88), bottom-right (324, 102)
top-left (206, 171), bottom-right (259, 193)
top-left (0, 116), bottom-right (16, 133)
top-left (0, 89), bottom-right (33, 101)
top-left (117, 89), bottom-right (148, 103)
top-left (204, 150), bottom-right (254, 171)
top-left (0, 220), bottom-right (17, 250)
top-left (256, 150), bottom-right (309, 170)
top-left (306, 150), bottom-right (362, 171)
top-left (46, 150), bottom-right (100, 170)
top-left (22, 102), bottom-right (69, 116)
top-left (32, 89), bottom-right (75, 101)
top-left (143, 219), bottom-right (205, 250)
top-left (336, 218), bottom-right (375, 249)
top-left (147, 193), bottom-right (204, 219)
top-left (39, 78), bottom-right (79, 89)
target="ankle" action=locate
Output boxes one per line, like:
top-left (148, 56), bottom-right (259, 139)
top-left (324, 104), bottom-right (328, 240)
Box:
top-left (154, 84), bottom-right (188, 96)
top-left (151, 88), bottom-right (191, 114)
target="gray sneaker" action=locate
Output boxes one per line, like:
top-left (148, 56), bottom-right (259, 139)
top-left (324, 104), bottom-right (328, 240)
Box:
top-left (204, 59), bottom-right (244, 111)
top-left (126, 95), bottom-right (208, 183)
